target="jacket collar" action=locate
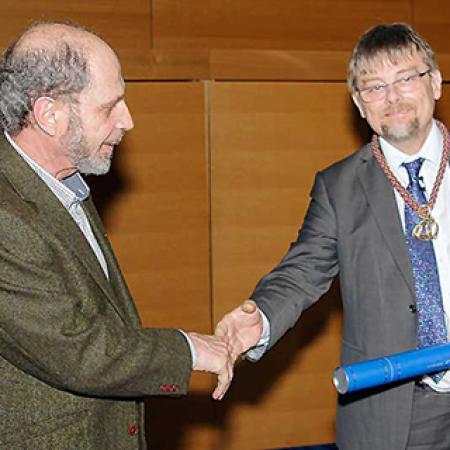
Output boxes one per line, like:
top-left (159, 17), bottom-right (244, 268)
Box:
top-left (357, 144), bottom-right (415, 298)
top-left (0, 133), bottom-right (127, 318)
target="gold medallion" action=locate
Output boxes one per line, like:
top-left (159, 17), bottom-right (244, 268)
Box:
top-left (371, 121), bottom-right (449, 244)
top-left (412, 206), bottom-right (439, 241)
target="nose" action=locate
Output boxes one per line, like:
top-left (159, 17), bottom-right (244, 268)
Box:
top-left (384, 83), bottom-right (402, 103)
top-left (117, 100), bottom-right (134, 131)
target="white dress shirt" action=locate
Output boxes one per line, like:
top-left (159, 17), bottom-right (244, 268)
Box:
top-left (381, 120), bottom-right (450, 391)
top-left (251, 121), bottom-right (450, 392)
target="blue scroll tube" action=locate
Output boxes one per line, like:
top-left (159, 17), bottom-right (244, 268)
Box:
top-left (333, 343), bottom-right (450, 394)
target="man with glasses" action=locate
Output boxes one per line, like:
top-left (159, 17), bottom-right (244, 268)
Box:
top-left (216, 23), bottom-right (450, 449)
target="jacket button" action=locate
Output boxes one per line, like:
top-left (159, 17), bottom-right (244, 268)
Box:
top-left (409, 304), bottom-right (417, 313)
top-left (128, 424), bottom-right (139, 436)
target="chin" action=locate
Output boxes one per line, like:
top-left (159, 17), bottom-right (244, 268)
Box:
top-left (381, 120), bottom-right (419, 143)
top-left (78, 157), bottom-right (112, 176)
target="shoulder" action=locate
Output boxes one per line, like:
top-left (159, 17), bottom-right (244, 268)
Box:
top-left (315, 143), bottom-right (372, 188)
top-left (306, 143), bottom-right (374, 206)
top-left (0, 173), bottom-right (49, 255)
top-left (321, 143), bottom-right (371, 177)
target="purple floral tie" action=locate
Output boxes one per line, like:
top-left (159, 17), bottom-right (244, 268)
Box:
top-left (403, 158), bottom-right (447, 382)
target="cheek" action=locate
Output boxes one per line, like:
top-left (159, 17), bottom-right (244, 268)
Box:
top-left (88, 124), bottom-right (110, 144)
top-left (414, 91), bottom-right (435, 118)
top-left (362, 107), bottom-right (383, 132)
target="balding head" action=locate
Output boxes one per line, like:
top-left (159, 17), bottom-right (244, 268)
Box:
top-left (10, 22), bottom-right (113, 62)
top-left (14, 22), bottom-right (94, 47)
top-left (0, 22), bottom-right (132, 179)
top-left (0, 22), bottom-right (114, 134)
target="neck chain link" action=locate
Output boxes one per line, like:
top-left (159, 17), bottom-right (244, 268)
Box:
top-left (371, 121), bottom-right (449, 241)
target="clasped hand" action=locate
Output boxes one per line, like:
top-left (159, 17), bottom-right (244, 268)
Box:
top-left (189, 300), bottom-right (263, 400)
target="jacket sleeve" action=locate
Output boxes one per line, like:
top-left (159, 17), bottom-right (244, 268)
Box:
top-left (0, 204), bottom-right (192, 398)
top-left (250, 171), bottom-right (339, 350)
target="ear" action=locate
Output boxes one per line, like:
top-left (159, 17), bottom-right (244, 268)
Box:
top-left (430, 69), bottom-right (442, 101)
top-left (32, 97), bottom-right (59, 136)
top-left (352, 92), bottom-right (366, 119)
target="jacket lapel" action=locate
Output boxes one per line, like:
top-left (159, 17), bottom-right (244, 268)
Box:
top-left (82, 198), bottom-right (142, 328)
top-left (0, 135), bottom-right (122, 316)
top-left (357, 145), bottom-right (415, 298)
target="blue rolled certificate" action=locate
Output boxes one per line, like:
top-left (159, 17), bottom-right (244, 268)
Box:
top-left (333, 343), bottom-right (450, 394)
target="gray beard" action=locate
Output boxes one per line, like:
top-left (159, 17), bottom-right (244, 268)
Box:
top-left (62, 113), bottom-right (112, 176)
top-left (381, 117), bottom-right (420, 144)
top-left (74, 149), bottom-right (112, 176)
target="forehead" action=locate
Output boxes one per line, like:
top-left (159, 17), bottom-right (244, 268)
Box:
top-left (82, 42), bottom-right (124, 104)
top-left (356, 49), bottom-right (426, 81)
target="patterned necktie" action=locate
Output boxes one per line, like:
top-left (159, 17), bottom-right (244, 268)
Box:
top-left (403, 158), bottom-right (447, 382)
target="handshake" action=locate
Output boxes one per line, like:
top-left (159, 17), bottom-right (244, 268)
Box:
top-left (187, 300), bottom-right (263, 401)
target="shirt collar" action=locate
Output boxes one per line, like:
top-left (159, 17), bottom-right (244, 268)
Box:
top-left (3, 131), bottom-right (90, 206)
top-left (60, 172), bottom-right (90, 201)
top-left (379, 119), bottom-right (443, 170)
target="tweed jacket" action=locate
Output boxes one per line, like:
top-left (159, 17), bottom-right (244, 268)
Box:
top-left (0, 135), bottom-right (192, 449)
top-left (252, 143), bottom-right (421, 450)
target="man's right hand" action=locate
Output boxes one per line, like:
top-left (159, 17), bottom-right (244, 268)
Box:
top-left (187, 332), bottom-right (233, 401)
top-left (215, 300), bottom-right (263, 362)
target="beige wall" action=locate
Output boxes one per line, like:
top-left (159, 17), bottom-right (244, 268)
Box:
top-left (1, 2), bottom-right (450, 449)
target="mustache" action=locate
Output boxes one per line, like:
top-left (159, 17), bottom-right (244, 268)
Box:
top-left (384, 103), bottom-right (414, 116)
top-left (104, 131), bottom-right (125, 146)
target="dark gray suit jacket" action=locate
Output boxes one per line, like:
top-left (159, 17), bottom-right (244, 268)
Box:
top-left (0, 135), bottom-right (192, 449)
top-left (252, 143), bottom-right (419, 450)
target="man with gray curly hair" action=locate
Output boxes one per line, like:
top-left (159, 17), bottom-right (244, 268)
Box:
top-left (0, 22), bottom-right (233, 449)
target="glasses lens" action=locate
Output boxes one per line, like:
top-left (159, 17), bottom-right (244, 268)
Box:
top-left (360, 88), bottom-right (383, 102)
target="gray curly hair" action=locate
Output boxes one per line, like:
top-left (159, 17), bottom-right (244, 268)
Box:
top-left (0, 23), bottom-right (91, 134)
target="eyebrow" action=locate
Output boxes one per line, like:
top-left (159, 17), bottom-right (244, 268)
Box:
top-left (359, 66), bottom-right (421, 84)
top-left (100, 93), bottom-right (125, 111)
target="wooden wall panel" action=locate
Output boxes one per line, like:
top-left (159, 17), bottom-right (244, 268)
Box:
top-left (91, 82), bottom-right (215, 449)
top-left (153, 0), bottom-right (410, 50)
top-left (104, 81), bottom-right (210, 353)
top-left (3, 1), bottom-right (450, 80)
top-left (414, 0), bottom-right (450, 53)
top-left (437, 84), bottom-right (450, 124)
top-left (210, 82), bottom-right (368, 449)
top-left (0, 0), bottom-right (151, 79)
top-left (413, 0), bottom-right (450, 76)
top-left (152, 0), bottom-right (411, 80)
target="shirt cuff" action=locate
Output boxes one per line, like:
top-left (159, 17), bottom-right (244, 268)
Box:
top-left (245, 309), bottom-right (270, 362)
top-left (178, 329), bottom-right (196, 368)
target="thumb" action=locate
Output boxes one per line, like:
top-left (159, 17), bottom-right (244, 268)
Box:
top-left (241, 300), bottom-right (257, 314)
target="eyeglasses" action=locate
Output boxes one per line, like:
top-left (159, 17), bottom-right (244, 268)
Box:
top-left (356, 69), bottom-right (432, 103)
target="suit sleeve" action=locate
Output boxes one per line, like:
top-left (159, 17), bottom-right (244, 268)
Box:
top-left (250, 171), bottom-right (339, 350)
top-left (0, 204), bottom-right (192, 398)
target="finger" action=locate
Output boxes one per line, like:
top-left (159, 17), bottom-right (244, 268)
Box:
top-left (215, 327), bottom-right (226, 340)
top-left (223, 355), bottom-right (234, 395)
top-left (212, 371), bottom-right (228, 400)
top-left (241, 300), bottom-right (257, 314)
top-left (214, 320), bottom-right (228, 338)
top-left (212, 358), bottom-right (233, 400)
top-left (213, 366), bottom-right (233, 400)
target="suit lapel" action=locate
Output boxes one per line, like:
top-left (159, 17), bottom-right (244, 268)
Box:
top-left (357, 145), bottom-right (415, 298)
top-left (0, 135), bottom-right (122, 316)
top-left (82, 198), bottom-right (142, 328)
